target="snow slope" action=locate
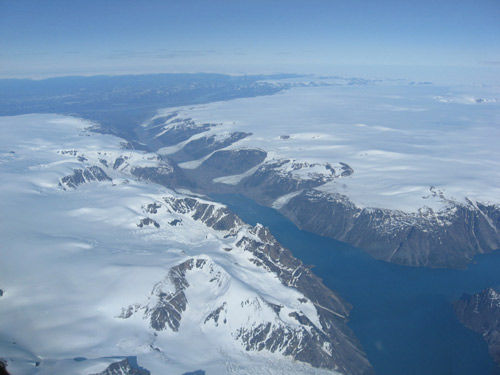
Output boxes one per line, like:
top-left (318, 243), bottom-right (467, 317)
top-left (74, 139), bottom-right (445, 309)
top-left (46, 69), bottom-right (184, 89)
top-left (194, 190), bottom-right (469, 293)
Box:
top-left (0, 114), bottom-right (369, 374)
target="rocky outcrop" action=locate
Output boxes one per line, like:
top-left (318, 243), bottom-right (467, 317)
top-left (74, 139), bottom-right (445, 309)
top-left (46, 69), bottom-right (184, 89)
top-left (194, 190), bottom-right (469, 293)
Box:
top-left (89, 357), bottom-right (150, 375)
top-left (58, 147), bottom-right (193, 190)
top-left (238, 159), bottom-right (342, 204)
top-left (146, 116), bottom-right (216, 149)
top-left (193, 149), bottom-right (267, 179)
top-left (169, 132), bottom-right (252, 163)
top-left (113, 156), bottom-right (126, 170)
top-left (145, 258), bottom-right (198, 332)
top-left (59, 166), bottom-right (111, 189)
top-left (132, 162), bottom-right (193, 189)
top-left (144, 202), bottom-right (161, 214)
top-left (454, 287), bottom-right (500, 366)
top-left (162, 196), bottom-right (243, 232)
top-left (137, 218), bottom-right (160, 228)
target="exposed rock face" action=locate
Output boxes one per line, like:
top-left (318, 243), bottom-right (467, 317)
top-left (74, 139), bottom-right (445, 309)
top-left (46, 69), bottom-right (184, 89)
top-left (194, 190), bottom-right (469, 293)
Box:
top-left (58, 146), bottom-right (192, 190)
top-left (59, 166), bottom-right (111, 189)
top-left (89, 357), bottom-right (150, 375)
top-left (280, 190), bottom-right (500, 268)
top-left (162, 196), bottom-right (243, 232)
top-left (0, 359), bottom-right (9, 375)
top-left (169, 219), bottom-right (181, 226)
top-left (137, 217), bottom-right (160, 228)
top-left (169, 132), bottom-right (252, 163)
top-left (120, 196), bottom-right (373, 375)
top-left (130, 160), bottom-right (192, 189)
top-left (146, 258), bottom-right (197, 332)
top-left (231, 223), bottom-right (365, 372)
top-left (338, 162), bottom-right (353, 177)
top-left (113, 157), bottom-right (126, 170)
top-left (193, 149), bottom-right (267, 179)
top-left (146, 116), bottom-right (216, 149)
top-left (238, 159), bottom-right (342, 204)
top-left (136, 113), bottom-right (226, 153)
top-left (454, 288), bottom-right (500, 366)
top-left (144, 202), bottom-right (161, 214)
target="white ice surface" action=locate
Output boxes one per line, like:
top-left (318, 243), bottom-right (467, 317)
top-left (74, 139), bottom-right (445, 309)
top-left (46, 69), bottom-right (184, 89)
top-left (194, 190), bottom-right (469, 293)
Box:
top-left (154, 83), bottom-right (500, 211)
top-left (0, 114), bottom-right (336, 375)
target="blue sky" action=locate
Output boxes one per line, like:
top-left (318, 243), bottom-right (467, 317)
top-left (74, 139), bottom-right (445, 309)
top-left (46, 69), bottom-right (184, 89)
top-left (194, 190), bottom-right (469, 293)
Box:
top-left (1, 0), bottom-right (499, 80)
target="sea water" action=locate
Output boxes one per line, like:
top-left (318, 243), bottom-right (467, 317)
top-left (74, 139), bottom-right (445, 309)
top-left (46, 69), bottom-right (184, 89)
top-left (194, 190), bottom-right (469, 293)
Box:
top-left (213, 194), bottom-right (500, 375)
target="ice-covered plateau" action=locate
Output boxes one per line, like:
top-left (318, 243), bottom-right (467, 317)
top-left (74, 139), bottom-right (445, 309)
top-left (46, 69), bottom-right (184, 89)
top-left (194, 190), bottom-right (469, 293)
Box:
top-left (137, 85), bottom-right (500, 268)
top-left (0, 114), bottom-right (372, 375)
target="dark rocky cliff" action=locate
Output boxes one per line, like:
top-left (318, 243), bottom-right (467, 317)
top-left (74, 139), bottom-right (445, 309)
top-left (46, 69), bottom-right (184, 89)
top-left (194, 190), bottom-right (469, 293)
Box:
top-left (280, 190), bottom-right (500, 268)
top-left (454, 287), bottom-right (500, 366)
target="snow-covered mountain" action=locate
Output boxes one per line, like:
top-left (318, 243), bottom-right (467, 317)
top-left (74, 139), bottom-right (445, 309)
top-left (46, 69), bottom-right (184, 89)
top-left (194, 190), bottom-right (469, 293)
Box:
top-left (136, 84), bottom-right (500, 267)
top-left (0, 114), bottom-right (372, 375)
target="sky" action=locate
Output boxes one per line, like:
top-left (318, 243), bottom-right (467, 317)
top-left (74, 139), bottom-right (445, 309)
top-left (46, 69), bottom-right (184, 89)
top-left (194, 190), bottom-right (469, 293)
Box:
top-left (1, 0), bottom-right (500, 81)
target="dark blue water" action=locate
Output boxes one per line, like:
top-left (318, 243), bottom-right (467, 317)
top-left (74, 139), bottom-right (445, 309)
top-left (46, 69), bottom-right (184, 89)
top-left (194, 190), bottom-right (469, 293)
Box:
top-left (212, 194), bottom-right (500, 375)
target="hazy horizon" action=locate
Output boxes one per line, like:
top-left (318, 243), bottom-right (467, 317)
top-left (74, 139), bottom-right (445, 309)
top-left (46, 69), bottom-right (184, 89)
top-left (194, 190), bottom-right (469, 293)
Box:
top-left (1, 0), bottom-right (500, 84)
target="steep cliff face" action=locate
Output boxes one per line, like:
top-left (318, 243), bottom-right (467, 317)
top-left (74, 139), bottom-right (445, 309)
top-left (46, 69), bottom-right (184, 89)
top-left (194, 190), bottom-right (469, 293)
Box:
top-left (237, 159), bottom-right (345, 204)
top-left (280, 190), bottom-right (500, 268)
top-left (190, 149), bottom-right (267, 180)
top-left (169, 132), bottom-right (252, 163)
top-left (454, 288), bottom-right (500, 365)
